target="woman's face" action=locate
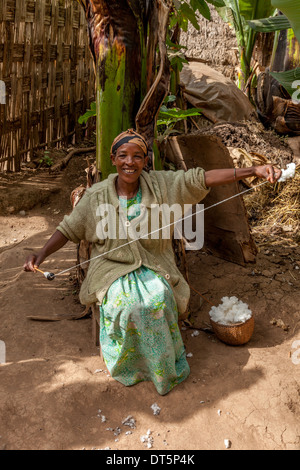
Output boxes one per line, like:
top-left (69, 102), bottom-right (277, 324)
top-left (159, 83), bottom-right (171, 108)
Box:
top-left (111, 143), bottom-right (148, 185)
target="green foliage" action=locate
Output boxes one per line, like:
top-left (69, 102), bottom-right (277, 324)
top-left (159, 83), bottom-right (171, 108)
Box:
top-left (216, 0), bottom-right (276, 88)
top-left (271, 0), bottom-right (300, 44)
top-left (218, 0), bottom-right (277, 47)
top-left (170, 2), bottom-right (198, 31)
top-left (236, 0), bottom-right (275, 23)
top-left (158, 105), bottom-right (202, 126)
top-left (78, 0), bottom-right (217, 163)
top-left (268, 0), bottom-right (300, 98)
top-left (218, 0), bottom-right (300, 98)
top-left (190, 0), bottom-right (211, 21)
top-left (167, 39), bottom-right (189, 73)
top-left (79, 1), bottom-right (216, 128)
top-left (163, 95), bottom-right (177, 105)
top-left (170, 0), bottom-right (225, 32)
top-left (245, 0), bottom-right (300, 97)
top-left (206, 0), bottom-right (226, 6)
top-left (157, 95), bottom-right (202, 140)
top-left (270, 69), bottom-right (300, 98)
top-left (39, 151), bottom-right (53, 167)
top-left (78, 101), bottom-right (96, 124)
top-left (248, 15), bottom-right (291, 33)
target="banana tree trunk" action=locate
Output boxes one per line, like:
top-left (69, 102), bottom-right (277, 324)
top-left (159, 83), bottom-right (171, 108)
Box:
top-left (256, 22), bottom-right (300, 135)
top-left (271, 28), bottom-right (300, 73)
top-left (78, 0), bottom-right (172, 179)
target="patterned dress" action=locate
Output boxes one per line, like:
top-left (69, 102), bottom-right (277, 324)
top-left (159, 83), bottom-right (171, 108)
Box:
top-left (99, 187), bottom-right (190, 395)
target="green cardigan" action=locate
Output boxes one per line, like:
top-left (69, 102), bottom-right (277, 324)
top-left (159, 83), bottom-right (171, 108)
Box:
top-left (57, 168), bottom-right (210, 314)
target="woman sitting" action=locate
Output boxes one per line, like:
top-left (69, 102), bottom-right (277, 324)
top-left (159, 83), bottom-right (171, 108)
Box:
top-left (23, 129), bottom-right (281, 395)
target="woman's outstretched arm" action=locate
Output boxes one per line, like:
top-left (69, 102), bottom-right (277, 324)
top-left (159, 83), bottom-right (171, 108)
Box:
top-left (204, 165), bottom-right (282, 188)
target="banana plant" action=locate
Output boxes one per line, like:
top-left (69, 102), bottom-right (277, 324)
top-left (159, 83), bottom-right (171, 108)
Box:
top-left (77, 0), bottom-right (223, 177)
top-left (247, 1), bottom-right (300, 99)
top-left (216, 0), bottom-right (276, 90)
top-left (241, 0), bottom-right (300, 135)
top-left (77, 0), bottom-right (173, 179)
top-left (247, 15), bottom-right (291, 34)
top-left (247, 15), bottom-right (298, 70)
top-left (269, 0), bottom-right (300, 99)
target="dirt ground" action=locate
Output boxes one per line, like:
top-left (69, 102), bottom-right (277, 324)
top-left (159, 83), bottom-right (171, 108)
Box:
top-left (0, 146), bottom-right (299, 451)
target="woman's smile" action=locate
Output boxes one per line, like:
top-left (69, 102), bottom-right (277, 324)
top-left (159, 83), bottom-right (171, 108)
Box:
top-left (122, 168), bottom-right (137, 174)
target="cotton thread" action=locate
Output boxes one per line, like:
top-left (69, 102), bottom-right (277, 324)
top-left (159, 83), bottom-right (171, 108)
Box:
top-left (54, 180), bottom-right (269, 277)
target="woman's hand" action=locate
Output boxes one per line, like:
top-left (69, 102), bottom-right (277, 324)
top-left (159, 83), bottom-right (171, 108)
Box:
top-left (253, 165), bottom-right (282, 183)
top-left (23, 230), bottom-right (69, 273)
top-left (23, 252), bottom-right (46, 272)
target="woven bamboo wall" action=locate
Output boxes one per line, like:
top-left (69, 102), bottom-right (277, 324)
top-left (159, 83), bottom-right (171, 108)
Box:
top-left (0, 0), bottom-right (95, 171)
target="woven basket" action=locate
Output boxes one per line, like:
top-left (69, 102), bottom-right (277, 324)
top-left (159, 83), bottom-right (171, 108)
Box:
top-left (210, 316), bottom-right (255, 346)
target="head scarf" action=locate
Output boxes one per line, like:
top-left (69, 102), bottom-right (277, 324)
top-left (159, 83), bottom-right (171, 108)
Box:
top-left (110, 129), bottom-right (148, 156)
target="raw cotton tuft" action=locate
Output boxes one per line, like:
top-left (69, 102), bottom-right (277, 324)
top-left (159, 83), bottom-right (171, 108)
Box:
top-left (209, 296), bottom-right (252, 326)
top-left (279, 163), bottom-right (296, 182)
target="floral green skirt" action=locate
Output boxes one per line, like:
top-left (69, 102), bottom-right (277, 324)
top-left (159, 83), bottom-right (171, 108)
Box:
top-left (99, 266), bottom-right (190, 395)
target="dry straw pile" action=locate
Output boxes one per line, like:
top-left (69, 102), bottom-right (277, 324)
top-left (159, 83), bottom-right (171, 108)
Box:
top-left (244, 165), bottom-right (300, 246)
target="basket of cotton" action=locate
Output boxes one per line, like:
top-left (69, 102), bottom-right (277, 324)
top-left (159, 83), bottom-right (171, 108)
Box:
top-left (209, 296), bottom-right (254, 346)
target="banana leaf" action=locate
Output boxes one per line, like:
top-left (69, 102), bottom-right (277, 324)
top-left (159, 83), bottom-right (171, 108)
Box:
top-left (218, 0), bottom-right (275, 25)
top-left (158, 106), bottom-right (202, 121)
top-left (217, 0), bottom-right (276, 89)
top-left (271, 0), bottom-right (300, 44)
top-left (206, 0), bottom-right (225, 6)
top-left (270, 68), bottom-right (300, 98)
top-left (248, 15), bottom-right (291, 33)
top-left (190, 0), bottom-right (211, 21)
top-left (238, 0), bottom-right (275, 23)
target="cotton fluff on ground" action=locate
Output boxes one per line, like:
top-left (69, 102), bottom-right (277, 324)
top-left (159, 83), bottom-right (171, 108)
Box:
top-left (209, 296), bottom-right (252, 325)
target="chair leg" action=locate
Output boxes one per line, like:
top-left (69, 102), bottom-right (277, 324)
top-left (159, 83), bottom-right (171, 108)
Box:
top-left (92, 304), bottom-right (100, 347)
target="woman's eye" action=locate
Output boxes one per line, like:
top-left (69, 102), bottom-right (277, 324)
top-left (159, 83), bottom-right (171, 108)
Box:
top-left (116, 154), bottom-right (143, 160)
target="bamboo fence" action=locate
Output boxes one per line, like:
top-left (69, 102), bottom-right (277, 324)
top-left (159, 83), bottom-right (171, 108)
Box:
top-left (0, 0), bottom-right (95, 171)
